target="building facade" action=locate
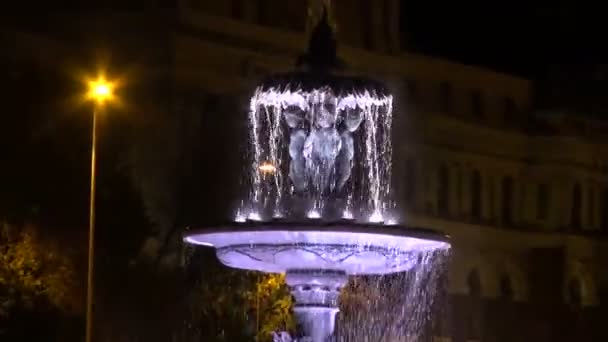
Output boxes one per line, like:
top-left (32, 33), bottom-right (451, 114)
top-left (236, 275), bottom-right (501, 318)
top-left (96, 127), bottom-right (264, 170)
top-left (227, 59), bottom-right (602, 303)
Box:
top-left (173, 2), bottom-right (608, 341)
top-left (3, 1), bottom-right (606, 341)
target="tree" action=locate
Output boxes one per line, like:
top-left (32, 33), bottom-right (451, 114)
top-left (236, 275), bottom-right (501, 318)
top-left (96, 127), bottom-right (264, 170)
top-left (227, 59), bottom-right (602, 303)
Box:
top-left (0, 222), bottom-right (81, 340)
top-left (186, 258), bottom-right (293, 342)
top-left (0, 223), bottom-right (79, 312)
top-left (247, 273), bottom-right (294, 341)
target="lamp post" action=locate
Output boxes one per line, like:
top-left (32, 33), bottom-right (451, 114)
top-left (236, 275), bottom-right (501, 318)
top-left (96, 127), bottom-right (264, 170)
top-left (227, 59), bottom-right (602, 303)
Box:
top-left (85, 77), bottom-right (113, 342)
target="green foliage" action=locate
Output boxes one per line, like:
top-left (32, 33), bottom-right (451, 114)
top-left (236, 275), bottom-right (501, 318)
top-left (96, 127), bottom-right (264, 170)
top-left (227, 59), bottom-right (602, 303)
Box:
top-left (187, 267), bottom-right (293, 342)
top-left (247, 274), bottom-right (294, 341)
top-left (0, 223), bottom-right (79, 316)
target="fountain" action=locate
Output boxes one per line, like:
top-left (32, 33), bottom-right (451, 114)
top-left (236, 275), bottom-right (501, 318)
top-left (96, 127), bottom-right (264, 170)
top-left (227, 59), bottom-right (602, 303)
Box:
top-left (184, 7), bottom-right (450, 342)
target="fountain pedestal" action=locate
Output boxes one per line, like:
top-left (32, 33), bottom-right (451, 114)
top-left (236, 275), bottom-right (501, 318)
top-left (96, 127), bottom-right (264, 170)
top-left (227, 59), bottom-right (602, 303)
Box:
top-left (286, 270), bottom-right (347, 342)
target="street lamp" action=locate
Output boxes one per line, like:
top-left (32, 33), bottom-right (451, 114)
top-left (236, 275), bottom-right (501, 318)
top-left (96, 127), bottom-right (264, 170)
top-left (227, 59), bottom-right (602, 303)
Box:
top-left (85, 76), bottom-right (114, 342)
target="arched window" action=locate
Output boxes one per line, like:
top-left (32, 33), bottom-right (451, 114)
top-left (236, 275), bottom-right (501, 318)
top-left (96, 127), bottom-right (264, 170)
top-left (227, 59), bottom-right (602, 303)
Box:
top-left (571, 183), bottom-right (582, 230)
top-left (502, 177), bottom-right (514, 225)
top-left (405, 158), bottom-right (416, 206)
top-left (499, 274), bottom-right (514, 299)
top-left (438, 165), bottom-right (449, 216)
top-left (471, 170), bottom-right (481, 220)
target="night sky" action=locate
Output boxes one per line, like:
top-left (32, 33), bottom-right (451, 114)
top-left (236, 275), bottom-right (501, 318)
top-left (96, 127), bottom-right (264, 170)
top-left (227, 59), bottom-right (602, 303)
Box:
top-left (403, 2), bottom-right (605, 78)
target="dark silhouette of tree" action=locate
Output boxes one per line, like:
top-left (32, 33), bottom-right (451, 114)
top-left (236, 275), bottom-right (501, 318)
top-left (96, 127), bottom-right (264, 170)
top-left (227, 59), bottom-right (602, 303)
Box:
top-left (0, 223), bottom-right (82, 341)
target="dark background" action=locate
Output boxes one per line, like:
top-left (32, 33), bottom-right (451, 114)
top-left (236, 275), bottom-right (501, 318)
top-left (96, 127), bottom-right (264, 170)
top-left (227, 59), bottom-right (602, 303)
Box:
top-left (404, 1), bottom-right (606, 78)
top-left (1, 1), bottom-right (607, 341)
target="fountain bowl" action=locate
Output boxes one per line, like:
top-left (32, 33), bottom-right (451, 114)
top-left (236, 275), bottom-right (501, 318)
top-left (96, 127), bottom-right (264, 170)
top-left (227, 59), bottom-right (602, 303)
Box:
top-left (184, 222), bottom-right (450, 275)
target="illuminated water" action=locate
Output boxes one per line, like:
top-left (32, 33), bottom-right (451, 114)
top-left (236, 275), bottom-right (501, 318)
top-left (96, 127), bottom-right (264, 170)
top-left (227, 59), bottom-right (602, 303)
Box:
top-left (240, 85), bottom-right (394, 223)
top-left (336, 250), bottom-right (449, 342)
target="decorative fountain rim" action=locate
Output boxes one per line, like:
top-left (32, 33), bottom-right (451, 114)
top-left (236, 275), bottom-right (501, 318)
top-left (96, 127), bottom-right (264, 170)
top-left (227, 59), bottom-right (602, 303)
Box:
top-left (256, 72), bottom-right (391, 97)
top-left (184, 221), bottom-right (449, 243)
top-left (183, 222), bottom-right (450, 275)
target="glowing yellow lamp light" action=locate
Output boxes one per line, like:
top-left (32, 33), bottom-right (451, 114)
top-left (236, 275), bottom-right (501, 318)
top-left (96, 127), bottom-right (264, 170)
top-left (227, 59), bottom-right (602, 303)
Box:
top-left (87, 77), bottom-right (114, 104)
top-left (259, 162), bottom-right (276, 174)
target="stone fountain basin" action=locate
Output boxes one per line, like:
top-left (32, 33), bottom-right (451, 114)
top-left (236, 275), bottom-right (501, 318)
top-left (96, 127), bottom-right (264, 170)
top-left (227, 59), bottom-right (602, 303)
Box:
top-left (184, 222), bottom-right (450, 275)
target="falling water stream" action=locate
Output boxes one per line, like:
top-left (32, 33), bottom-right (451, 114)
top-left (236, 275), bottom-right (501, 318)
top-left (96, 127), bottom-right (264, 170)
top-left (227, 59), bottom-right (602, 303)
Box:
top-left (241, 86), bottom-right (394, 223)
top-left (335, 250), bottom-right (450, 342)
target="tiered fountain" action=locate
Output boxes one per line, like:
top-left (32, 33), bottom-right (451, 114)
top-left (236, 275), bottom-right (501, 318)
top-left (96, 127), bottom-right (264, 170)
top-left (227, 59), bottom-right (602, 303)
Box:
top-left (184, 9), bottom-right (450, 342)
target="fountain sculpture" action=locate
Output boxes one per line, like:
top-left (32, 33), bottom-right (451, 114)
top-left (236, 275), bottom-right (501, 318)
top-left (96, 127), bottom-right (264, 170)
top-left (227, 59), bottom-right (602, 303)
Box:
top-left (184, 8), bottom-right (450, 342)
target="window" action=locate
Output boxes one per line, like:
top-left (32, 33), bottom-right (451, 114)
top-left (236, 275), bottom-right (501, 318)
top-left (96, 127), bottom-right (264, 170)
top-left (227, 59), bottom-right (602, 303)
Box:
top-left (466, 269), bottom-right (482, 339)
top-left (489, 177), bottom-right (495, 219)
top-left (438, 165), bottom-right (449, 216)
top-left (456, 168), bottom-right (463, 214)
top-left (499, 274), bottom-right (514, 299)
top-left (259, 0), bottom-right (276, 26)
top-left (405, 158), bottom-right (416, 205)
top-left (588, 186), bottom-right (595, 229)
top-left (471, 170), bottom-right (481, 220)
top-left (571, 183), bottom-right (582, 230)
top-left (405, 78), bottom-right (417, 101)
top-left (231, 0), bottom-right (244, 19)
top-left (285, 1), bottom-right (307, 31)
top-left (361, 1), bottom-right (373, 49)
top-left (568, 278), bottom-right (583, 307)
top-left (471, 90), bottom-right (484, 117)
top-left (601, 188), bottom-right (608, 231)
top-left (467, 269), bottom-right (482, 297)
top-left (502, 177), bottom-right (514, 225)
top-left (537, 183), bottom-right (550, 220)
top-left (504, 97), bottom-right (516, 122)
top-left (439, 81), bottom-right (452, 113)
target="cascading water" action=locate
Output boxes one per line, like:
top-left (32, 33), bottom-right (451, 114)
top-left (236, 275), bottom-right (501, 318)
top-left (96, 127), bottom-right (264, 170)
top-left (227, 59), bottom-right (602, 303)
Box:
top-left (184, 6), bottom-right (450, 342)
top-left (243, 81), bottom-right (393, 223)
top-left (336, 250), bottom-right (450, 341)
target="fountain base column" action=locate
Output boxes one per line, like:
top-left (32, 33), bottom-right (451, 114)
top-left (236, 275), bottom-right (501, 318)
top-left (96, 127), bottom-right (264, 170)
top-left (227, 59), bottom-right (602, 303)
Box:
top-left (286, 270), bottom-right (348, 342)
